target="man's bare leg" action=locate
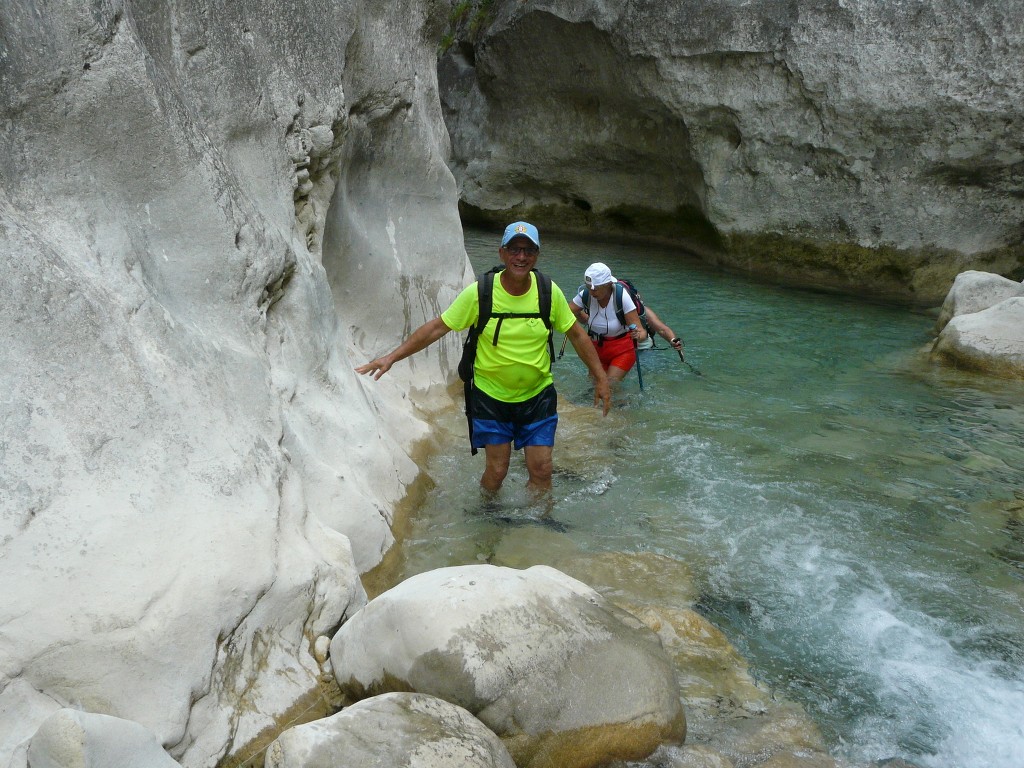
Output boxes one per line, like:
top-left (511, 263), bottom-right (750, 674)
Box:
top-left (481, 442), bottom-right (512, 492)
top-left (524, 444), bottom-right (554, 493)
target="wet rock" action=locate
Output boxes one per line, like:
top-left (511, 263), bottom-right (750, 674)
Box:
top-left (932, 297), bottom-right (1024, 378)
top-left (329, 564), bottom-right (686, 768)
top-left (934, 270), bottom-right (1024, 332)
top-left (493, 546), bottom-right (699, 609)
top-left (641, 743), bottom-right (737, 768)
top-left (628, 605), bottom-right (767, 710)
top-left (27, 710), bottom-right (180, 768)
top-left (625, 604), bottom-right (839, 767)
top-left (265, 692), bottom-right (516, 768)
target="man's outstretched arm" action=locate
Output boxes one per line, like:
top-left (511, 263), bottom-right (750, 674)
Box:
top-left (356, 317), bottom-right (453, 380)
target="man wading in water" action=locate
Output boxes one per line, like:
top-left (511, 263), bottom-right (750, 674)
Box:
top-left (356, 222), bottom-right (611, 495)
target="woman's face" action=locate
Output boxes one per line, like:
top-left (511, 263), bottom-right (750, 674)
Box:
top-left (591, 283), bottom-right (613, 302)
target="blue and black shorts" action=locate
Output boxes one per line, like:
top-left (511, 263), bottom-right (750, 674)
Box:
top-left (471, 385), bottom-right (558, 450)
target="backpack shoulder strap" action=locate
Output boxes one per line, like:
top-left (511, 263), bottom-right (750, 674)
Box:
top-left (612, 282), bottom-right (627, 326)
top-left (533, 269), bottom-right (555, 368)
top-left (474, 266), bottom-right (502, 334)
top-left (619, 278), bottom-right (653, 335)
top-left (619, 279), bottom-right (644, 311)
top-left (534, 269), bottom-right (552, 330)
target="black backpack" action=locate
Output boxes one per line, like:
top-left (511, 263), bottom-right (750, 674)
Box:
top-left (579, 278), bottom-right (652, 335)
top-left (459, 266), bottom-right (554, 454)
top-left (458, 266), bottom-right (555, 381)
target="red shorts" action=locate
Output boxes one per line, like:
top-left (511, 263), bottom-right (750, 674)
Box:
top-left (592, 333), bottom-right (636, 373)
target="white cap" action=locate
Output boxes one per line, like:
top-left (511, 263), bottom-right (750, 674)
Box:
top-left (584, 262), bottom-right (614, 288)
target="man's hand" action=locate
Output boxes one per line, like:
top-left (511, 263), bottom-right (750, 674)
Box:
top-left (566, 323), bottom-right (612, 415)
top-left (593, 373), bottom-right (612, 416)
top-left (354, 317), bottom-right (453, 382)
top-left (355, 355), bottom-right (395, 380)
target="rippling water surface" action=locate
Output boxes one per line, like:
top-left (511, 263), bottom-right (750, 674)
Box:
top-left (392, 228), bottom-right (1024, 768)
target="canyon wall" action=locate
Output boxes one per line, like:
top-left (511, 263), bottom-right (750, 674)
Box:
top-left (0, 0), bottom-right (465, 765)
top-left (3, 1), bottom-right (1022, 765)
top-left (440, 0), bottom-right (1024, 304)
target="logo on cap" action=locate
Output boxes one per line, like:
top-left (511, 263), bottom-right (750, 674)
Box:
top-left (516, 225), bottom-right (527, 234)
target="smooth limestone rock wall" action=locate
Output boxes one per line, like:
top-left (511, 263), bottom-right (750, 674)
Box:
top-left (439, 0), bottom-right (1024, 304)
top-left (0, 1), bottom-right (465, 766)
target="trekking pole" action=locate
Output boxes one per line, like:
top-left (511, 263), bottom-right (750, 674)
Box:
top-left (673, 339), bottom-right (702, 376)
top-left (631, 326), bottom-right (644, 390)
top-left (558, 333), bottom-right (568, 359)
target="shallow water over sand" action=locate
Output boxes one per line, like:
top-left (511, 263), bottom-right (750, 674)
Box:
top-left (389, 228), bottom-right (1024, 768)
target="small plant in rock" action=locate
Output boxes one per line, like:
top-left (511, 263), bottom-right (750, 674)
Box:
top-left (439, 0), bottom-right (496, 56)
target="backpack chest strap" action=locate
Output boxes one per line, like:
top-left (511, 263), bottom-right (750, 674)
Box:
top-left (491, 312), bottom-right (546, 346)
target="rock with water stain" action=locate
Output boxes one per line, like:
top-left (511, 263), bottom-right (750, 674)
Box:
top-left (265, 692), bottom-right (515, 768)
top-left (27, 709), bottom-right (180, 768)
top-left (934, 270), bottom-right (1024, 332)
top-left (0, 0), bottom-right (464, 766)
top-left (932, 296), bottom-right (1024, 378)
top-left (931, 270), bottom-right (1024, 377)
top-left (329, 564), bottom-right (686, 768)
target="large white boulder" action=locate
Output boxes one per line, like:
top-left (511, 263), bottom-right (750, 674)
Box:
top-left (27, 710), bottom-right (180, 768)
top-left (265, 692), bottom-right (516, 768)
top-left (329, 564), bottom-right (686, 768)
top-left (932, 297), bottom-right (1024, 378)
top-left (934, 270), bottom-right (1024, 331)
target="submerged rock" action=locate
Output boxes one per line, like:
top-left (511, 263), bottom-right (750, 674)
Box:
top-left (329, 564), bottom-right (686, 768)
top-left (265, 692), bottom-right (516, 768)
top-left (628, 605), bottom-right (838, 767)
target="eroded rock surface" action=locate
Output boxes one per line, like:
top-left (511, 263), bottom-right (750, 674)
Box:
top-left (265, 692), bottom-right (516, 768)
top-left (932, 296), bottom-right (1024, 378)
top-left (931, 271), bottom-right (1024, 377)
top-left (440, 0), bottom-right (1024, 303)
top-left (27, 710), bottom-right (180, 768)
top-left (934, 270), bottom-right (1024, 332)
top-left (1, 1), bottom-right (466, 765)
top-left (329, 564), bottom-right (686, 768)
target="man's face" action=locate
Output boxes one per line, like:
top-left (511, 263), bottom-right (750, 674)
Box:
top-left (500, 236), bottom-right (539, 275)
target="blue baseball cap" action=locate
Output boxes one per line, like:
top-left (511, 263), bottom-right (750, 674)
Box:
top-left (501, 221), bottom-right (540, 248)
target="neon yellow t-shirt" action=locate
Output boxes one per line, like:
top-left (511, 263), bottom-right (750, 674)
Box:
top-left (442, 272), bottom-right (577, 402)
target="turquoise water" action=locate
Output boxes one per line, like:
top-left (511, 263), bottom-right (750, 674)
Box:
top-left (397, 228), bottom-right (1024, 767)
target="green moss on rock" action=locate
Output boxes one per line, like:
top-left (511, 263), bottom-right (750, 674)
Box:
top-left (459, 201), bottom-right (722, 252)
top-left (458, 202), bottom-right (1023, 307)
top-left (720, 233), bottom-right (1024, 306)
